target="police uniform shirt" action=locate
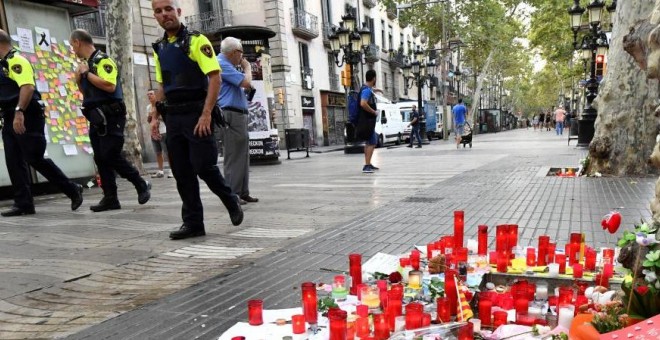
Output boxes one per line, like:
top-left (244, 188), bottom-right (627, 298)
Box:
top-left (91, 52), bottom-right (118, 88)
top-left (153, 33), bottom-right (220, 83)
top-left (1, 51), bottom-right (43, 131)
top-left (5, 52), bottom-right (35, 90)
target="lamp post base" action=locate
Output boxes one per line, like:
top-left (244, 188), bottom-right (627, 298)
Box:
top-left (576, 118), bottom-right (595, 148)
top-left (344, 143), bottom-right (364, 154)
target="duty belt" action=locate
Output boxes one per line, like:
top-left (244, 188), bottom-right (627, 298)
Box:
top-left (221, 106), bottom-right (248, 114)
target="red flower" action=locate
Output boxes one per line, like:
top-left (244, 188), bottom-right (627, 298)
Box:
top-left (635, 285), bottom-right (649, 296)
top-left (389, 272), bottom-right (403, 283)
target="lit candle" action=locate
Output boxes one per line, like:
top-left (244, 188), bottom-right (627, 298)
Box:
top-left (360, 285), bottom-right (380, 310)
top-left (329, 309), bottom-right (347, 340)
top-left (436, 297), bottom-right (450, 322)
top-left (356, 304), bottom-right (369, 318)
top-left (301, 282), bottom-right (318, 326)
top-left (247, 299), bottom-right (263, 326)
top-left (454, 210), bottom-right (465, 248)
top-left (514, 297), bottom-right (529, 316)
top-left (332, 275), bottom-right (348, 301)
top-left (445, 270), bottom-right (458, 316)
top-left (602, 248), bottom-right (614, 265)
top-left (526, 247), bottom-right (536, 267)
top-left (408, 270), bottom-right (422, 290)
top-left (603, 263), bottom-right (614, 278)
top-left (478, 297), bottom-right (492, 326)
top-left (478, 225), bottom-right (488, 256)
top-left (547, 243), bottom-right (556, 263)
top-left (585, 247), bottom-right (597, 271)
top-left (355, 317), bottom-right (370, 338)
top-left (537, 235), bottom-right (550, 266)
top-left (558, 306), bottom-right (575, 329)
top-left (497, 256), bottom-right (508, 273)
top-left (489, 251), bottom-right (499, 265)
top-left (373, 313), bottom-right (390, 339)
top-left (291, 314), bottom-right (306, 334)
top-left (555, 254), bottom-right (566, 274)
top-left (496, 225), bottom-right (509, 252)
top-left (508, 224), bottom-right (518, 251)
top-left (493, 311), bottom-right (508, 328)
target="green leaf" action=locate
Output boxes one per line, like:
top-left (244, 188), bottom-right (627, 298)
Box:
top-left (625, 233), bottom-right (637, 241)
top-left (643, 260), bottom-right (654, 267)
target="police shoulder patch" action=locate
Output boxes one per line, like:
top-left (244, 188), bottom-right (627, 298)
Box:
top-left (103, 64), bottom-right (113, 74)
top-left (201, 44), bottom-right (213, 58)
top-left (11, 64), bottom-right (22, 74)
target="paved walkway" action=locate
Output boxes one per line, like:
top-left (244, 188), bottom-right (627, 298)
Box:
top-left (0, 129), bottom-right (654, 339)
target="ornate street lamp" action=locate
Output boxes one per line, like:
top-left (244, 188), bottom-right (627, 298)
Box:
top-left (568, 0), bottom-right (615, 147)
top-left (402, 45), bottom-right (438, 141)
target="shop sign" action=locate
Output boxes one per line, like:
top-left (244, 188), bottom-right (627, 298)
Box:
top-left (301, 96), bottom-right (314, 109)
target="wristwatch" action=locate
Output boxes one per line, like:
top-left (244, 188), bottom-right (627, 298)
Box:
top-left (14, 106), bottom-right (24, 113)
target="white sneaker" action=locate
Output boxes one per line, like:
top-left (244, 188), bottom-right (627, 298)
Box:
top-left (167, 173), bottom-right (174, 178)
top-left (151, 170), bottom-right (164, 178)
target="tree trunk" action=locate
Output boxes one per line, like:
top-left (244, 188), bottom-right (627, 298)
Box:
top-left (469, 51), bottom-right (494, 130)
top-left (105, 0), bottom-right (145, 174)
top-left (587, 0), bottom-right (658, 176)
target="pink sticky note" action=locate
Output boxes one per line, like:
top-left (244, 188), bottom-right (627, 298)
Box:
top-left (51, 119), bottom-right (57, 125)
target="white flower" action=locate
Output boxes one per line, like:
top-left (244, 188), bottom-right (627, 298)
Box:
top-left (643, 269), bottom-right (657, 283)
top-left (636, 233), bottom-right (658, 246)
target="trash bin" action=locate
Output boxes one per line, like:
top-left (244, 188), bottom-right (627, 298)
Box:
top-left (284, 128), bottom-right (310, 159)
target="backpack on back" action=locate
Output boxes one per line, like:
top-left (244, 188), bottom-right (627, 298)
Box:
top-left (348, 85), bottom-right (368, 125)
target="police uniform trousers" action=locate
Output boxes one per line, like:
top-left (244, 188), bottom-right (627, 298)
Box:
top-left (1, 101), bottom-right (78, 209)
top-left (222, 109), bottom-right (250, 198)
top-left (89, 113), bottom-right (144, 197)
top-left (166, 110), bottom-right (238, 230)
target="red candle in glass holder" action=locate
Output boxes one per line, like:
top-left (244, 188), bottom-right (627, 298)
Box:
top-left (478, 225), bottom-right (488, 255)
top-left (497, 256), bottom-right (508, 273)
top-left (422, 313), bottom-right (431, 327)
top-left (377, 279), bottom-right (387, 292)
top-left (493, 311), bottom-right (508, 328)
top-left (355, 317), bottom-right (370, 338)
top-left (349, 253), bottom-right (362, 295)
top-left (547, 243), bottom-right (556, 263)
top-left (247, 299), bottom-right (263, 326)
top-left (437, 297), bottom-right (450, 322)
top-left (514, 297), bottom-right (529, 316)
top-left (603, 263), bottom-right (614, 277)
top-left (456, 247), bottom-right (468, 262)
top-left (329, 309), bottom-right (347, 340)
top-left (454, 210), bottom-right (465, 248)
top-left (379, 289), bottom-right (388, 310)
top-left (387, 289), bottom-right (402, 316)
top-left (458, 322), bottom-right (474, 340)
top-left (445, 270), bottom-right (458, 316)
top-left (405, 304), bottom-right (423, 330)
top-left (489, 251), bottom-right (499, 265)
top-left (508, 224), bottom-right (518, 251)
top-left (537, 236), bottom-right (550, 265)
top-left (356, 304), bottom-right (369, 318)
top-left (301, 282), bottom-right (318, 325)
top-left (568, 243), bottom-right (580, 265)
top-left (373, 313), bottom-right (389, 339)
top-left (555, 254), bottom-right (566, 274)
top-left (558, 286), bottom-right (573, 305)
top-left (478, 297), bottom-right (492, 326)
top-left (410, 249), bottom-right (421, 270)
top-left (526, 247), bottom-right (536, 266)
top-left (602, 248), bottom-right (615, 265)
top-left (573, 263), bottom-right (583, 278)
top-left (585, 247), bottom-right (597, 271)
top-left (496, 225), bottom-right (509, 252)
top-left (292, 314), bottom-right (306, 334)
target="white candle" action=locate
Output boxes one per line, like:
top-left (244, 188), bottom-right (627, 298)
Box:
top-left (536, 285), bottom-right (548, 300)
top-left (558, 306), bottom-right (575, 329)
top-left (470, 318), bottom-right (481, 332)
top-left (548, 263), bottom-right (559, 277)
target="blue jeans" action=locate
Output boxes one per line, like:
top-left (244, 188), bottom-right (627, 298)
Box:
top-left (556, 122), bottom-right (564, 135)
top-left (409, 126), bottom-right (422, 146)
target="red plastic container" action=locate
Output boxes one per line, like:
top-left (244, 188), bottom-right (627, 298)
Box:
top-left (247, 299), bottom-right (263, 326)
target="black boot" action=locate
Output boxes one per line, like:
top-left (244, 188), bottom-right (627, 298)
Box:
top-left (70, 183), bottom-right (84, 211)
top-left (90, 195), bottom-right (121, 212)
top-left (137, 180), bottom-right (151, 205)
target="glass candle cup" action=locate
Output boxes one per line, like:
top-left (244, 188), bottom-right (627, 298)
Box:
top-left (360, 285), bottom-right (381, 310)
top-left (291, 314), bottom-right (306, 334)
top-left (332, 275), bottom-right (348, 301)
top-left (247, 299), bottom-right (263, 326)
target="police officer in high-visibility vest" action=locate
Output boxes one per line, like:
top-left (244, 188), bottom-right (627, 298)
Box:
top-left (70, 29), bottom-right (151, 212)
top-left (151, 0), bottom-right (243, 240)
top-left (0, 29), bottom-right (83, 217)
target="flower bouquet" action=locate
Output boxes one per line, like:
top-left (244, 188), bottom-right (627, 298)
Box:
top-left (617, 221), bottom-right (660, 318)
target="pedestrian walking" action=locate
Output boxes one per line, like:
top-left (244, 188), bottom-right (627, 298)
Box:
top-left (216, 37), bottom-right (258, 205)
top-left (146, 89), bottom-right (171, 178)
top-left (554, 105), bottom-right (566, 136)
top-left (151, 0), bottom-right (243, 240)
top-left (452, 98), bottom-right (467, 149)
top-left (70, 29), bottom-right (151, 212)
top-left (354, 70), bottom-right (379, 173)
top-left (406, 105), bottom-right (422, 148)
top-left (0, 29), bottom-right (83, 216)
top-left (532, 115), bottom-right (539, 131)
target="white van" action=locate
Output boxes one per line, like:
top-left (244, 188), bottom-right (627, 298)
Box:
top-left (373, 93), bottom-right (405, 147)
top-left (396, 101), bottom-right (446, 142)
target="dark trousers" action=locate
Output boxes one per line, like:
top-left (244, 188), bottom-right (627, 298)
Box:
top-left (1, 104), bottom-right (76, 209)
top-left (89, 114), bottom-right (143, 197)
top-left (409, 126), bottom-right (422, 146)
top-left (166, 112), bottom-right (238, 230)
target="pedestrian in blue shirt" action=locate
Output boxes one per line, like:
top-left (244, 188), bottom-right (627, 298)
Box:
top-left (356, 70), bottom-right (379, 173)
top-left (452, 98), bottom-right (467, 149)
top-left (217, 37), bottom-right (258, 205)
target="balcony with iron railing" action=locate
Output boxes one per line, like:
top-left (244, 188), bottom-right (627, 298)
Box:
top-left (291, 9), bottom-right (319, 40)
top-left (363, 0), bottom-right (377, 9)
top-left (301, 67), bottom-right (314, 90)
top-left (386, 5), bottom-right (397, 20)
top-left (329, 72), bottom-right (340, 91)
top-left (185, 8), bottom-right (233, 34)
top-left (72, 11), bottom-right (106, 38)
top-left (364, 44), bottom-right (380, 63)
top-left (389, 49), bottom-right (406, 68)
top-left (322, 23), bottom-right (333, 48)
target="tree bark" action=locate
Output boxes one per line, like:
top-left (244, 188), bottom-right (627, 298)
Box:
top-left (587, 0), bottom-right (658, 176)
top-left (105, 0), bottom-right (145, 174)
top-left (469, 51), bottom-right (494, 129)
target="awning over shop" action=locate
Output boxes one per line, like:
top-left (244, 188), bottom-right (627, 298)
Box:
top-left (56, 0), bottom-right (99, 8)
